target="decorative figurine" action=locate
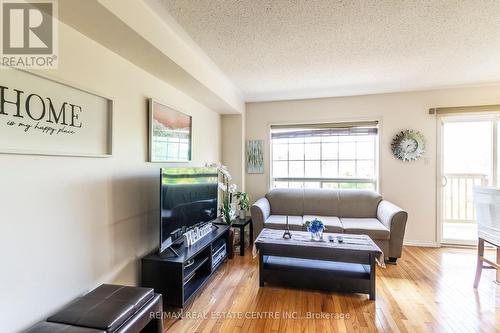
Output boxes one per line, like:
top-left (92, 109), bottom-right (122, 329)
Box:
top-left (283, 216), bottom-right (292, 239)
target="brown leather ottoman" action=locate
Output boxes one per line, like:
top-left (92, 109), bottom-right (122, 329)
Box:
top-left (24, 322), bottom-right (105, 333)
top-left (47, 284), bottom-right (163, 333)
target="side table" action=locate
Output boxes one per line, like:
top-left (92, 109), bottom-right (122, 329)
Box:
top-left (231, 217), bottom-right (253, 256)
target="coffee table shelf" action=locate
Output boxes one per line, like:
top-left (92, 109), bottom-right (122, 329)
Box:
top-left (255, 229), bottom-right (382, 300)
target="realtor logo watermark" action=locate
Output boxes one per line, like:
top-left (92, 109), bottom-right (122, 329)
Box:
top-left (1, 0), bottom-right (58, 68)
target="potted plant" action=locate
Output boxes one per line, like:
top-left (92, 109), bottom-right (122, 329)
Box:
top-left (235, 192), bottom-right (250, 219)
top-left (219, 173), bottom-right (237, 226)
top-left (206, 162), bottom-right (237, 258)
top-left (304, 218), bottom-right (325, 241)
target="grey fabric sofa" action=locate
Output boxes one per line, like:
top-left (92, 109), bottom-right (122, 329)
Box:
top-left (250, 188), bottom-right (408, 262)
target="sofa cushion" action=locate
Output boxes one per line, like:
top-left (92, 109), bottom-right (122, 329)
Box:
top-left (303, 189), bottom-right (340, 216)
top-left (265, 215), bottom-right (303, 231)
top-left (303, 215), bottom-right (343, 233)
top-left (341, 218), bottom-right (390, 240)
top-left (266, 189), bottom-right (304, 215)
top-left (338, 190), bottom-right (382, 218)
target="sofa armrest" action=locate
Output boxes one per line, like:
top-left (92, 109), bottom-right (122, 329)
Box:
top-left (377, 200), bottom-right (408, 258)
top-left (250, 198), bottom-right (271, 240)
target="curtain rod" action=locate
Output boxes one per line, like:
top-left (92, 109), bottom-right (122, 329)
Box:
top-left (429, 104), bottom-right (500, 115)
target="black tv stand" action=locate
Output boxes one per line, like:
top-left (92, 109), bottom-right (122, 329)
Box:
top-left (141, 224), bottom-right (230, 308)
top-left (164, 246), bottom-right (180, 257)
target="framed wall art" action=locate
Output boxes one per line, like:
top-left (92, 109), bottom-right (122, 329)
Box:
top-left (247, 139), bottom-right (264, 174)
top-left (0, 68), bottom-right (113, 157)
top-left (149, 99), bottom-right (192, 162)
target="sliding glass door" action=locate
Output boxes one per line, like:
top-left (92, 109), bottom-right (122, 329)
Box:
top-left (439, 115), bottom-right (498, 245)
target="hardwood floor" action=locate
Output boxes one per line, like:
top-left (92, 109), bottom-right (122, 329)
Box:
top-left (163, 246), bottom-right (499, 333)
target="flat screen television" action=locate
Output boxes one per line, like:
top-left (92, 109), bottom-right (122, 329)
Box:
top-left (159, 167), bottom-right (219, 254)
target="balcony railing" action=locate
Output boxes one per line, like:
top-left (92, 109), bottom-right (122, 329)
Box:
top-left (443, 173), bottom-right (488, 224)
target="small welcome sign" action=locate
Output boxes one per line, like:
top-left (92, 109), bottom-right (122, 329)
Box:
top-left (0, 68), bottom-right (113, 157)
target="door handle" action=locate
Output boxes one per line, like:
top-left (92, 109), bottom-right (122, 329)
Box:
top-left (442, 176), bottom-right (448, 187)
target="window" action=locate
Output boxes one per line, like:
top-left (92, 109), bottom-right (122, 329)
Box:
top-left (270, 122), bottom-right (378, 190)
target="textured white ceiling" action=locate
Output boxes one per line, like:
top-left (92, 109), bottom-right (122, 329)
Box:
top-left (160, 0), bottom-right (500, 102)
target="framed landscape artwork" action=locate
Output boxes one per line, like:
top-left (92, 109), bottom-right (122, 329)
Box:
top-left (149, 99), bottom-right (192, 162)
top-left (247, 140), bottom-right (264, 173)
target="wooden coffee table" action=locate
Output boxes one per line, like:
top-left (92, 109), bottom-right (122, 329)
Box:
top-left (254, 228), bottom-right (383, 300)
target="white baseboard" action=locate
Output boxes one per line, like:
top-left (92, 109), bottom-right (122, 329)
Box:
top-left (403, 240), bottom-right (440, 247)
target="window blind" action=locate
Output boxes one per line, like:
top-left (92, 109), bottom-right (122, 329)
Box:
top-left (429, 105), bottom-right (500, 115)
top-left (271, 121), bottom-right (378, 139)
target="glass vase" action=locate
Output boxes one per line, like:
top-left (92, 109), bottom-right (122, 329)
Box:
top-left (310, 230), bottom-right (323, 241)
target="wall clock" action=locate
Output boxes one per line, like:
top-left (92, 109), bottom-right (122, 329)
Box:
top-left (391, 130), bottom-right (426, 161)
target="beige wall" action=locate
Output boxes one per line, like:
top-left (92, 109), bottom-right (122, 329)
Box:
top-left (245, 85), bottom-right (500, 245)
top-left (221, 114), bottom-right (246, 191)
top-left (0, 22), bottom-right (221, 333)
